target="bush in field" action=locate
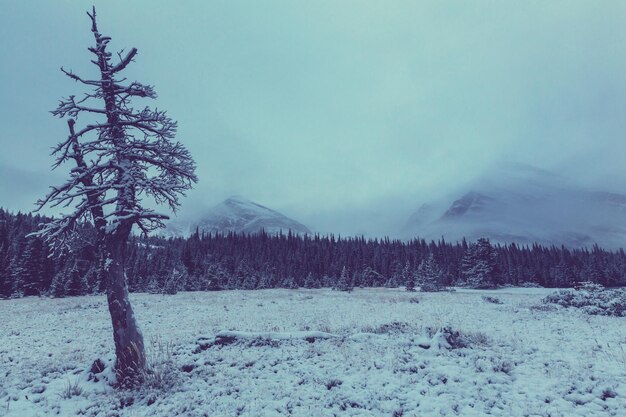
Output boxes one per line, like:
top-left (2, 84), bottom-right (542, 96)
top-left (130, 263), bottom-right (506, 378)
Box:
top-left (59, 378), bottom-right (83, 399)
top-left (142, 336), bottom-right (179, 391)
top-left (575, 281), bottom-right (605, 292)
top-left (519, 281), bottom-right (543, 288)
top-left (482, 295), bottom-right (503, 304)
top-left (419, 327), bottom-right (490, 350)
top-left (543, 287), bottom-right (626, 317)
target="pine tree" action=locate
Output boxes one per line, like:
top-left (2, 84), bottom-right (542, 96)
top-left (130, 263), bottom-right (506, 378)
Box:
top-left (385, 261), bottom-right (404, 288)
top-left (360, 266), bottom-right (381, 287)
top-left (416, 254), bottom-right (445, 292)
top-left (145, 277), bottom-right (161, 294)
top-left (66, 260), bottom-right (88, 296)
top-left (241, 273), bottom-right (258, 290)
top-left (206, 263), bottom-right (228, 290)
top-left (20, 237), bottom-right (51, 296)
top-left (462, 238), bottom-right (498, 288)
top-left (33, 8), bottom-right (196, 386)
top-left (405, 268), bottom-right (416, 292)
top-left (9, 255), bottom-right (26, 298)
top-left (550, 261), bottom-right (571, 288)
top-left (2, 204), bottom-right (626, 296)
top-left (322, 274), bottom-right (333, 288)
top-left (163, 266), bottom-right (186, 295)
top-left (83, 265), bottom-right (101, 294)
top-left (0, 214), bottom-right (9, 298)
top-left (335, 266), bottom-right (353, 292)
top-left (49, 272), bottom-right (67, 298)
top-left (282, 276), bottom-right (299, 289)
top-left (235, 259), bottom-right (256, 289)
top-left (256, 270), bottom-right (274, 289)
top-left (303, 272), bottom-right (321, 289)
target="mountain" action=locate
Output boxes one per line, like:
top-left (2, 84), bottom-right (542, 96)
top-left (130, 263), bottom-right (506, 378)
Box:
top-left (404, 166), bottom-right (626, 249)
top-left (163, 196), bottom-right (311, 237)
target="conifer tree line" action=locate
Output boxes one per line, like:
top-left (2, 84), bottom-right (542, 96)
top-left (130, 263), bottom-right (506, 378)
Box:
top-left (1, 208), bottom-right (625, 298)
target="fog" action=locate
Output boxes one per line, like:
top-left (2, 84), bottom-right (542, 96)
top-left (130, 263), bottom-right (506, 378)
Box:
top-left (1, 1), bottom-right (625, 236)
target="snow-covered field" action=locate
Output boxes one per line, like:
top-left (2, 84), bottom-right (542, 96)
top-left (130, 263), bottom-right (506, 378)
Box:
top-left (1, 288), bottom-right (625, 416)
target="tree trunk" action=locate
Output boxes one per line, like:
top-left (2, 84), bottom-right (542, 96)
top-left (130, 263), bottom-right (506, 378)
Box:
top-left (104, 231), bottom-right (145, 386)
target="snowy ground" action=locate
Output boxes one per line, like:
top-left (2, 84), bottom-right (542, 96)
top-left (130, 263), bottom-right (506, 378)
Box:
top-left (1, 288), bottom-right (625, 416)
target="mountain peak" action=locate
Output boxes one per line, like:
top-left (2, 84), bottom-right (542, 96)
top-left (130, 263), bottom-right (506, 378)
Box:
top-left (442, 191), bottom-right (493, 218)
top-left (404, 169), bottom-right (626, 249)
top-left (224, 195), bottom-right (253, 205)
top-left (163, 197), bottom-right (312, 237)
top-left (199, 197), bottom-right (311, 235)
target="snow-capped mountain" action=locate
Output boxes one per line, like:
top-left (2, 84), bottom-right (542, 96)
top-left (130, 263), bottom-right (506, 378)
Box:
top-left (404, 166), bottom-right (626, 249)
top-left (163, 196), bottom-right (311, 237)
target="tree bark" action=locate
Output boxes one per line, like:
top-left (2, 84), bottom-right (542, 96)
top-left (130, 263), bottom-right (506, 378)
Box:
top-left (87, 10), bottom-right (147, 386)
top-left (104, 230), bottom-right (145, 386)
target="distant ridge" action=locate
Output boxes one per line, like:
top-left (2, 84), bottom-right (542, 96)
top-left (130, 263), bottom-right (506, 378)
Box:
top-left (163, 196), bottom-right (311, 237)
top-left (404, 166), bottom-right (626, 249)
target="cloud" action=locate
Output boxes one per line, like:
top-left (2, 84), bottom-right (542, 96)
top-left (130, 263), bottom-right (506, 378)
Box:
top-left (1, 1), bottom-right (625, 235)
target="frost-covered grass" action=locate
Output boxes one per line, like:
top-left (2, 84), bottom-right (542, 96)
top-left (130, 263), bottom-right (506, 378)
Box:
top-left (1, 288), bottom-right (625, 416)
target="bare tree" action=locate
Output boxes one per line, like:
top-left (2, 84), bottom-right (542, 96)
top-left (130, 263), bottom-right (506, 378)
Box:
top-left (34, 7), bottom-right (197, 386)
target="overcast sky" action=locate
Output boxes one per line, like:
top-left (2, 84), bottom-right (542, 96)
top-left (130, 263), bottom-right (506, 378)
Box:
top-left (1, 1), bottom-right (625, 235)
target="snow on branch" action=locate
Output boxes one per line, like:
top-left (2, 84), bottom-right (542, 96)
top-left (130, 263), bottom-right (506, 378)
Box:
top-left (36, 7), bottom-right (197, 251)
top-left (111, 48), bottom-right (138, 73)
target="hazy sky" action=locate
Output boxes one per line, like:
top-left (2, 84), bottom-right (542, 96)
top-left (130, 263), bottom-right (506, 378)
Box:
top-left (1, 1), bottom-right (626, 235)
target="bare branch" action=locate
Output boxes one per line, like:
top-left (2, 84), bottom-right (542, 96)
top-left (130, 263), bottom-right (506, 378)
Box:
top-left (38, 5), bottom-right (197, 251)
top-left (60, 67), bottom-right (103, 86)
top-left (52, 95), bottom-right (107, 118)
top-left (111, 48), bottom-right (138, 73)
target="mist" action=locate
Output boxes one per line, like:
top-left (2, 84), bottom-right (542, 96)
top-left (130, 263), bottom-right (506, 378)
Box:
top-left (1, 1), bottom-right (625, 236)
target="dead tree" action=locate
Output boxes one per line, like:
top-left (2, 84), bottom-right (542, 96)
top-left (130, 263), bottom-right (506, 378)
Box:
top-left (34, 8), bottom-right (197, 386)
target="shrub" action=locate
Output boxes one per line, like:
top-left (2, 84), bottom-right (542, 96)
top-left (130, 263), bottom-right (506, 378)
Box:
top-left (529, 303), bottom-right (558, 312)
top-left (142, 336), bottom-right (178, 391)
top-left (162, 268), bottom-right (185, 295)
top-left (519, 281), bottom-right (543, 288)
top-left (59, 378), bottom-right (83, 399)
top-left (543, 287), bottom-right (626, 317)
top-left (423, 327), bottom-right (490, 349)
top-left (474, 355), bottom-right (515, 374)
top-left (482, 295), bottom-right (503, 304)
top-left (439, 327), bottom-right (482, 349)
top-left (325, 378), bottom-right (343, 390)
top-left (372, 321), bottom-right (412, 334)
top-left (334, 266), bottom-right (353, 292)
top-left (575, 281), bottom-right (604, 292)
top-left (420, 281), bottom-right (447, 292)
